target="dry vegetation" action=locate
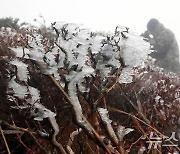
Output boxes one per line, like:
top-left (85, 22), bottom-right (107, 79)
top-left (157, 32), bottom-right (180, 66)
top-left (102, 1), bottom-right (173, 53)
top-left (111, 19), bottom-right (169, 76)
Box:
top-left (0, 25), bottom-right (179, 154)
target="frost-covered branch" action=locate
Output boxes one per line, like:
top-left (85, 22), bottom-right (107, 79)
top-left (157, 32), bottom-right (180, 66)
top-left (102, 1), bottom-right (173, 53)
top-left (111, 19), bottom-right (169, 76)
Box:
top-left (66, 128), bottom-right (82, 154)
top-left (98, 108), bottom-right (119, 145)
top-left (1, 22), bottom-right (160, 153)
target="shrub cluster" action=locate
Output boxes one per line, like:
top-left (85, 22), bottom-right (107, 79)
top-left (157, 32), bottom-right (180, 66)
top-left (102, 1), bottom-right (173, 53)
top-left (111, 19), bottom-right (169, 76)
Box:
top-left (0, 23), bottom-right (179, 154)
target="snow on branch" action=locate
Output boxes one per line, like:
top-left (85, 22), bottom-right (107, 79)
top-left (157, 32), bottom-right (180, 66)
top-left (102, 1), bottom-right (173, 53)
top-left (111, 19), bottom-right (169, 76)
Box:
top-left (9, 22), bottom-right (152, 133)
top-left (6, 23), bottom-right (153, 153)
top-left (98, 108), bottom-right (119, 145)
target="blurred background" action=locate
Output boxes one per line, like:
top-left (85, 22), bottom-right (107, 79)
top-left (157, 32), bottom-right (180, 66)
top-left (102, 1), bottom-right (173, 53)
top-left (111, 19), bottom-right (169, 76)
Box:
top-left (0, 0), bottom-right (180, 43)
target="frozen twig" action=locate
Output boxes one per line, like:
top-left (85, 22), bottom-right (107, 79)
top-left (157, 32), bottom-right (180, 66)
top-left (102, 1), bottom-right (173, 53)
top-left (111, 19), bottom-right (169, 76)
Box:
top-left (98, 108), bottom-right (126, 154)
top-left (66, 128), bottom-right (82, 154)
top-left (31, 60), bottom-right (112, 153)
top-left (98, 108), bottom-right (119, 145)
top-left (48, 116), bottom-right (67, 154)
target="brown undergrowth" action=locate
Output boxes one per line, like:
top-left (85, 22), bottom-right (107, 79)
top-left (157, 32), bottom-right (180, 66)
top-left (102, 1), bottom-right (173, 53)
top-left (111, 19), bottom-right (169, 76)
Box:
top-left (0, 27), bottom-right (179, 154)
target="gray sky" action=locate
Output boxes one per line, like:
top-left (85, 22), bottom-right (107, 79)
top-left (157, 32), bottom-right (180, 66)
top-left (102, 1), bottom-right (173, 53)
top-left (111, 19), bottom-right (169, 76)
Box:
top-left (1, 0), bottom-right (180, 40)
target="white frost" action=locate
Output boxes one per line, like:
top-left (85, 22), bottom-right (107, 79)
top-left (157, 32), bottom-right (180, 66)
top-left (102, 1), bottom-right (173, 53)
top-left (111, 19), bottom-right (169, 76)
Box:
top-left (8, 23), bottom-right (153, 127)
top-left (28, 86), bottom-right (40, 102)
top-left (119, 29), bottom-right (151, 83)
top-left (28, 99), bottom-right (56, 121)
top-left (11, 47), bottom-right (30, 58)
top-left (117, 125), bottom-right (134, 141)
top-left (98, 108), bottom-right (119, 144)
top-left (10, 59), bottom-right (29, 82)
top-left (8, 77), bottom-right (28, 98)
top-left (155, 95), bottom-right (161, 103)
top-left (98, 108), bottom-right (112, 124)
top-left (119, 67), bottom-right (134, 84)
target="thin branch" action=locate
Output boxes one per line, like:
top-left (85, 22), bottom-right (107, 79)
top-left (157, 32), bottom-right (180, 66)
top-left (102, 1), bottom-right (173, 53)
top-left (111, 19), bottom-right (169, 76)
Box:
top-left (0, 125), bottom-right (11, 154)
top-left (118, 84), bottom-right (150, 124)
top-left (48, 117), bottom-right (67, 154)
top-left (0, 120), bottom-right (47, 152)
top-left (108, 107), bottom-right (180, 152)
top-left (66, 128), bottom-right (82, 154)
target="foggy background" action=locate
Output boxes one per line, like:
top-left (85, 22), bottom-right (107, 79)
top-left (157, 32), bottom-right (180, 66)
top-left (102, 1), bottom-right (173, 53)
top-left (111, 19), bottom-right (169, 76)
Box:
top-left (1, 0), bottom-right (180, 49)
